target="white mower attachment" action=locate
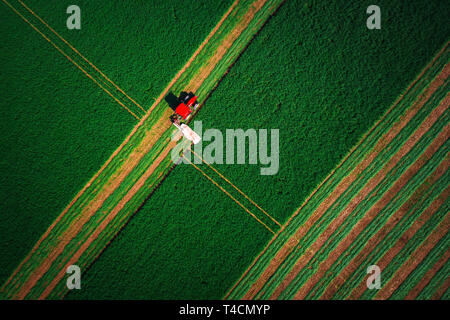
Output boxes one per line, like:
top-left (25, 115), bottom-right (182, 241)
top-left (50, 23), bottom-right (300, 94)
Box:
top-left (173, 123), bottom-right (201, 145)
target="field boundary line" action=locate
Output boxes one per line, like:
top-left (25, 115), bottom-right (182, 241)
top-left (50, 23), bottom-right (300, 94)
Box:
top-left (1, 0), bottom-right (141, 120)
top-left (17, 0), bottom-right (147, 115)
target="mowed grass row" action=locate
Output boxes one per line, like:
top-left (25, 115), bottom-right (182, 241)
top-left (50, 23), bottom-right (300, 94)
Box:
top-left (331, 111), bottom-right (448, 299)
top-left (226, 45), bottom-right (449, 299)
top-left (300, 119), bottom-right (448, 300)
top-left (1, 0), bottom-right (285, 299)
top-left (68, 1), bottom-right (449, 299)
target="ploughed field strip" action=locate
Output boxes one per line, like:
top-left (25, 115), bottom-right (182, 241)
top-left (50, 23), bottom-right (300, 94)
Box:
top-left (0, 0), bottom-right (285, 300)
top-left (226, 43), bottom-right (449, 300)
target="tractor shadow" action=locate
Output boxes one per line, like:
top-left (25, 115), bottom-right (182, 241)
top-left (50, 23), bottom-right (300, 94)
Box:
top-left (165, 91), bottom-right (193, 111)
top-left (165, 92), bottom-right (179, 111)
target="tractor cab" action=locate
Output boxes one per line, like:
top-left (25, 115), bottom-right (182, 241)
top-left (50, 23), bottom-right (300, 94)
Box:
top-left (169, 92), bottom-right (199, 125)
top-left (166, 92), bottom-right (201, 144)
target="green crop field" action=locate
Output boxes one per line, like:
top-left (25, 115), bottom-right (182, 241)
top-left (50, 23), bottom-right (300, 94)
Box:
top-left (0, 0), bottom-right (231, 285)
top-left (1, 0), bottom-right (448, 301)
top-left (65, 0), bottom-right (449, 300)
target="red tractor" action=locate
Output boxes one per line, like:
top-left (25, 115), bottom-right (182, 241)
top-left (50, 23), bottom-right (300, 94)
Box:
top-left (169, 92), bottom-right (199, 125)
top-left (166, 92), bottom-right (201, 144)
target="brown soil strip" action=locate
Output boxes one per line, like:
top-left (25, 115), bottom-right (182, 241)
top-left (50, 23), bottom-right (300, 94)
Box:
top-left (276, 106), bottom-right (449, 300)
top-left (320, 184), bottom-right (450, 300)
top-left (374, 213), bottom-right (449, 299)
top-left (13, 113), bottom-right (172, 299)
top-left (186, 0), bottom-right (267, 92)
top-left (404, 249), bottom-right (449, 300)
top-left (240, 61), bottom-right (450, 300)
top-left (225, 226), bottom-right (286, 299)
top-left (292, 143), bottom-right (449, 300)
top-left (347, 187), bottom-right (448, 299)
top-left (431, 277), bottom-right (450, 300)
top-left (40, 0), bottom-right (271, 298)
